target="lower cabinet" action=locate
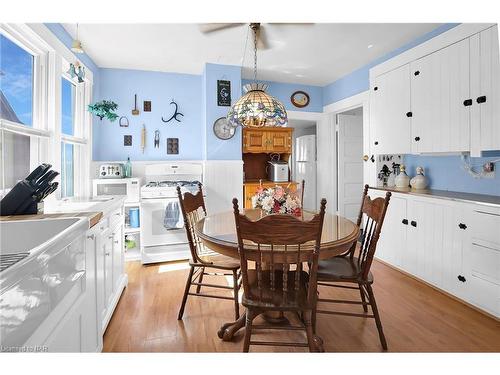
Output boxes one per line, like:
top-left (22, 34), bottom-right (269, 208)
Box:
top-left (370, 188), bottom-right (499, 318)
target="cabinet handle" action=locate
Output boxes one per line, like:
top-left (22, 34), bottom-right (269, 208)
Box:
top-left (370, 155), bottom-right (375, 163)
top-left (87, 234), bottom-right (95, 240)
top-left (458, 223), bottom-right (467, 230)
top-left (406, 112), bottom-right (413, 118)
top-left (410, 220), bottom-right (417, 227)
top-left (105, 252), bottom-right (110, 256)
top-left (115, 212), bottom-right (121, 216)
top-left (374, 141), bottom-right (379, 145)
top-left (114, 240), bottom-right (119, 244)
top-left (402, 219), bottom-right (408, 225)
top-left (363, 155), bottom-right (369, 162)
top-left (457, 275), bottom-right (466, 283)
top-left (463, 99), bottom-right (473, 107)
top-left (414, 71), bottom-right (420, 76)
top-left (476, 95), bottom-right (487, 104)
top-left (373, 86), bottom-right (378, 91)
top-left (414, 136), bottom-right (421, 142)
top-left (108, 235), bottom-right (114, 239)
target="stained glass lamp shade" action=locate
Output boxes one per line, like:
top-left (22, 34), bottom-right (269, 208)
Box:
top-left (227, 82), bottom-right (288, 128)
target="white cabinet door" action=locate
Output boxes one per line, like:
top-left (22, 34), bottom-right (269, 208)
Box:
top-left (82, 231), bottom-right (100, 352)
top-left (103, 232), bottom-right (114, 310)
top-left (470, 25), bottom-right (500, 155)
top-left (410, 38), bottom-right (471, 153)
top-left (370, 64), bottom-right (412, 155)
top-left (112, 225), bottom-right (124, 292)
top-left (370, 189), bottom-right (407, 268)
top-left (316, 113), bottom-right (337, 212)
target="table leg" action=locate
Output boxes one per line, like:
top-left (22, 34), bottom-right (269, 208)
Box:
top-left (217, 311), bottom-right (247, 341)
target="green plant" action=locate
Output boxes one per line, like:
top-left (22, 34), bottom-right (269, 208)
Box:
top-left (88, 100), bottom-right (118, 121)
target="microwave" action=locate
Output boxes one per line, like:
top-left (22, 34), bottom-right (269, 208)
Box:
top-left (92, 178), bottom-right (141, 203)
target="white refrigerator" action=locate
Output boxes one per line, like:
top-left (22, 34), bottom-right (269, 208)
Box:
top-left (295, 135), bottom-right (317, 211)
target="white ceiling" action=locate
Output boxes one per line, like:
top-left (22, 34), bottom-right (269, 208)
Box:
top-left (63, 23), bottom-right (442, 86)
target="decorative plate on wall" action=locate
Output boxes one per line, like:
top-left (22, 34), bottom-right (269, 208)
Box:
top-left (290, 90), bottom-right (310, 108)
top-left (213, 117), bottom-right (236, 140)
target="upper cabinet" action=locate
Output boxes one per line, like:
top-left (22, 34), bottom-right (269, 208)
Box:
top-left (470, 26), bottom-right (500, 155)
top-left (369, 24), bottom-right (500, 156)
top-left (242, 128), bottom-right (293, 154)
top-left (370, 64), bottom-right (412, 154)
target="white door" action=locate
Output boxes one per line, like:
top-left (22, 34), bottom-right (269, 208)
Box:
top-left (316, 113), bottom-right (336, 213)
top-left (470, 25), bottom-right (500, 155)
top-left (410, 38), bottom-right (471, 153)
top-left (337, 114), bottom-right (363, 223)
top-left (370, 64), bottom-right (412, 154)
top-left (140, 198), bottom-right (187, 247)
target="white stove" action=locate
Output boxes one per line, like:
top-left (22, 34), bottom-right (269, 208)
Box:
top-left (140, 163), bottom-right (203, 264)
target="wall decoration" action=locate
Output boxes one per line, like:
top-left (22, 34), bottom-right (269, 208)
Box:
top-left (67, 62), bottom-right (85, 83)
top-left (141, 124), bottom-right (146, 153)
top-left (154, 130), bottom-right (160, 148)
top-left (88, 100), bottom-right (118, 121)
top-left (167, 138), bottom-right (179, 154)
top-left (143, 100), bottom-right (151, 112)
top-left (213, 117), bottom-right (236, 140)
top-left (290, 90), bottom-right (310, 108)
top-left (132, 94), bottom-right (140, 115)
top-left (119, 116), bottom-right (129, 127)
top-left (124, 135), bottom-right (133, 146)
top-left (217, 80), bottom-right (231, 106)
top-left (161, 100), bottom-right (184, 123)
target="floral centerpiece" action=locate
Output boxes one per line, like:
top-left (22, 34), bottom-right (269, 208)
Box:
top-left (251, 184), bottom-right (302, 216)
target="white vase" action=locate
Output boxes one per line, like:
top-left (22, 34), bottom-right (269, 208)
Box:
top-left (410, 166), bottom-right (429, 190)
top-left (395, 164), bottom-right (410, 188)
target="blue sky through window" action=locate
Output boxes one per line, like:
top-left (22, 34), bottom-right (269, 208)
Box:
top-left (0, 34), bottom-right (34, 126)
top-left (61, 77), bottom-right (75, 135)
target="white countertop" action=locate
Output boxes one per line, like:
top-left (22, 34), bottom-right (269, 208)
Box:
top-left (44, 195), bottom-right (127, 217)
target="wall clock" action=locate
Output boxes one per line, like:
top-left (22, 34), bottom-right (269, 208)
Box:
top-left (213, 117), bottom-right (236, 140)
top-left (291, 90), bottom-right (310, 108)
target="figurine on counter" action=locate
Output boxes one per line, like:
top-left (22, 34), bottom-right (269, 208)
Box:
top-left (410, 166), bottom-right (429, 190)
top-left (395, 164), bottom-right (410, 188)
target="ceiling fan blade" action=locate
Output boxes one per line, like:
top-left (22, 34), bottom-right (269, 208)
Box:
top-left (198, 23), bottom-right (244, 34)
top-left (256, 26), bottom-right (270, 50)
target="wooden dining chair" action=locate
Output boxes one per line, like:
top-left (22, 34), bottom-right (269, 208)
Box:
top-left (313, 185), bottom-right (391, 350)
top-left (232, 197), bottom-right (327, 352)
top-left (177, 184), bottom-right (241, 321)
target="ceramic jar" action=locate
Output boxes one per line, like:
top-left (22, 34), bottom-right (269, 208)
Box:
top-left (395, 164), bottom-right (410, 188)
top-left (410, 166), bottom-right (429, 190)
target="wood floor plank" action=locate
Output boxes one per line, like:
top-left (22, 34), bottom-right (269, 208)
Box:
top-left (103, 260), bottom-right (500, 352)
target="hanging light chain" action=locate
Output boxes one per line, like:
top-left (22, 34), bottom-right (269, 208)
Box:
top-left (253, 24), bottom-right (258, 83)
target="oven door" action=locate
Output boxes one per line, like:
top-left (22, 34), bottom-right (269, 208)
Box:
top-left (140, 198), bottom-right (187, 247)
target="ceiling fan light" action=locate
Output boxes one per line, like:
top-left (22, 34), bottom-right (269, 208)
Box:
top-left (71, 39), bottom-right (84, 54)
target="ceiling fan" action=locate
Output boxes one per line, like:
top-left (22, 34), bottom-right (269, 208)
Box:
top-left (199, 23), bottom-right (311, 50)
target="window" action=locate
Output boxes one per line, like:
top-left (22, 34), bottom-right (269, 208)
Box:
top-left (61, 142), bottom-right (74, 197)
top-left (0, 34), bottom-right (34, 127)
top-left (61, 77), bottom-right (75, 136)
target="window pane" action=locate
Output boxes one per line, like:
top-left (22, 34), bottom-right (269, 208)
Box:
top-left (0, 34), bottom-right (34, 126)
top-left (61, 142), bottom-right (74, 197)
top-left (61, 77), bottom-right (75, 136)
top-left (0, 130), bottom-right (31, 191)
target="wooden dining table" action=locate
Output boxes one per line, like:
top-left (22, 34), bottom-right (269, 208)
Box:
top-left (194, 209), bottom-right (360, 342)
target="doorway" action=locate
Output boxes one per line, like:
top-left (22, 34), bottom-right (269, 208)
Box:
top-left (336, 106), bottom-right (364, 223)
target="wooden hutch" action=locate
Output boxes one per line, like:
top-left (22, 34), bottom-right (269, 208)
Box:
top-left (242, 127), bottom-right (299, 208)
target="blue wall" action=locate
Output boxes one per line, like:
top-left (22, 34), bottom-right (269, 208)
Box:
top-left (242, 79), bottom-right (323, 113)
top-left (95, 68), bottom-right (203, 161)
top-left (404, 154), bottom-right (500, 196)
top-left (322, 23), bottom-right (460, 106)
top-left (203, 63), bottom-right (242, 160)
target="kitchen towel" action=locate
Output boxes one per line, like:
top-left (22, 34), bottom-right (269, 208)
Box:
top-left (163, 201), bottom-right (183, 230)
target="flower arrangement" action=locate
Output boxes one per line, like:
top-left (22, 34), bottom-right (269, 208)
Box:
top-left (251, 185), bottom-right (302, 215)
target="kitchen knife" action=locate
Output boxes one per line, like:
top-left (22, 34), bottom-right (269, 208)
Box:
top-left (25, 163), bottom-right (51, 184)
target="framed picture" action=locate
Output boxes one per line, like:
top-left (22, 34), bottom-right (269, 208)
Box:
top-left (217, 80), bottom-right (231, 106)
top-left (291, 90), bottom-right (310, 108)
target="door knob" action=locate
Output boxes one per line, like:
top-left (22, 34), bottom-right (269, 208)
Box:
top-left (363, 155), bottom-right (369, 162)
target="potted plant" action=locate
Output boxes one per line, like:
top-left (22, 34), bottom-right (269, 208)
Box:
top-left (88, 100), bottom-right (118, 121)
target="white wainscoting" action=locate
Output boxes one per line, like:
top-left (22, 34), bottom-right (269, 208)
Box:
top-left (203, 160), bottom-right (243, 214)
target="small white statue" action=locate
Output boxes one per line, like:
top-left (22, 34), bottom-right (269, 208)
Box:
top-left (410, 166), bottom-right (429, 190)
top-left (395, 164), bottom-right (410, 188)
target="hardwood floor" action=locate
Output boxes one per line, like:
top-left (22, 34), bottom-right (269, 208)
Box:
top-left (103, 260), bottom-right (500, 352)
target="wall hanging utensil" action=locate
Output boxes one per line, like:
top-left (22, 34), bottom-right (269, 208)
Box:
top-left (141, 124), bottom-right (146, 153)
top-left (167, 138), bottom-right (179, 154)
top-left (217, 80), bottom-right (231, 106)
top-left (161, 100), bottom-right (184, 123)
top-left (119, 116), bottom-right (129, 127)
top-left (154, 130), bottom-right (160, 148)
top-left (132, 94), bottom-right (140, 115)
top-left (144, 100), bottom-right (151, 112)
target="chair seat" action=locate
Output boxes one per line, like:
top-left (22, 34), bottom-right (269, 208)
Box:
top-left (190, 254), bottom-right (240, 270)
top-left (242, 270), bottom-right (310, 310)
top-left (317, 256), bottom-right (373, 283)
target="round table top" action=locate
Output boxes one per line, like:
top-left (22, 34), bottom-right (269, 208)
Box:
top-left (195, 209), bottom-right (360, 260)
